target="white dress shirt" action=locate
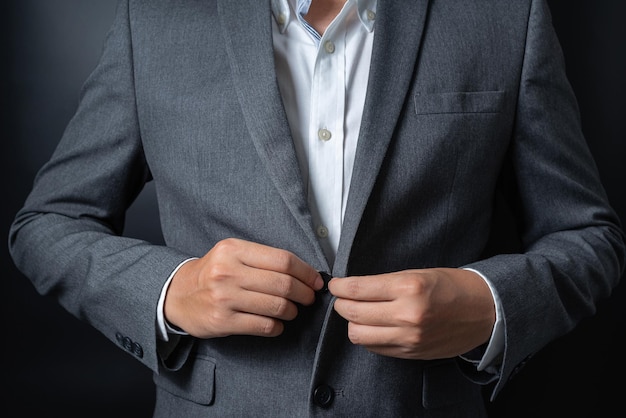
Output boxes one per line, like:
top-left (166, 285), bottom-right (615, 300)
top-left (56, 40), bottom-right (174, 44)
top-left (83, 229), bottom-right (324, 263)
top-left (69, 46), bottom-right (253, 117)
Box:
top-left (271, 0), bottom-right (376, 265)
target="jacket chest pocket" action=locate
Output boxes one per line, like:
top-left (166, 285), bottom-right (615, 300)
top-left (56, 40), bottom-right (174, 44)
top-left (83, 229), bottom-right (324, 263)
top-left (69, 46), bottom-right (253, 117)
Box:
top-left (414, 90), bottom-right (506, 115)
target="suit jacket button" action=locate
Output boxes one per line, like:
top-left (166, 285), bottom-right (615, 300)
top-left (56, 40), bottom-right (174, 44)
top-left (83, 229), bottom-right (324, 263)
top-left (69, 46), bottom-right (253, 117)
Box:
top-left (318, 271), bottom-right (331, 293)
top-left (313, 384), bottom-right (334, 408)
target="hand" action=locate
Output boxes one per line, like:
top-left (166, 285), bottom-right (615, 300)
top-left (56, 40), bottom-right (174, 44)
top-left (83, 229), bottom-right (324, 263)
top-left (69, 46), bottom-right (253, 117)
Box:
top-left (164, 238), bottom-right (324, 338)
top-left (329, 268), bottom-right (496, 360)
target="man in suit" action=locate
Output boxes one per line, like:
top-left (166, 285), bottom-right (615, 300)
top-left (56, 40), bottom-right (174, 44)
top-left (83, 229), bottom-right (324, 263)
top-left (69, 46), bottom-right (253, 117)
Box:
top-left (8, 0), bottom-right (625, 416)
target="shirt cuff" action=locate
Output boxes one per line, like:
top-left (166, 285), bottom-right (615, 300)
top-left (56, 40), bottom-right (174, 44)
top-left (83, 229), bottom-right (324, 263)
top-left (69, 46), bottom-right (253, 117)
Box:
top-left (462, 268), bottom-right (504, 374)
top-left (156, 257), bottom-right (198, 341)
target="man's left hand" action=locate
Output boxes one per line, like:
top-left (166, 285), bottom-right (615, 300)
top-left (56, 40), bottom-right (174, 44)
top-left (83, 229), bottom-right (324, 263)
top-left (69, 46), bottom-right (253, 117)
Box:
top-left (328, 268), bottom-right (496, 360)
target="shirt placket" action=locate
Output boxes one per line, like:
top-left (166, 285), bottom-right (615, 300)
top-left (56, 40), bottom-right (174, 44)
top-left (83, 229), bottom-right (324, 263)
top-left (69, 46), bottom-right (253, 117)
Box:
top-left (308, 22), bottom-right (346, 262)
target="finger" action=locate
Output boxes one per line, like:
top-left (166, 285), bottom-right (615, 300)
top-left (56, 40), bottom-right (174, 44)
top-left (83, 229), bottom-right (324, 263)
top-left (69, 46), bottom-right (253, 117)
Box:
top-left (346, 322), bottom-right (406, 347)
top-left (328, 276), bottom-right (398, 301)
top-left (356, 344), bottom-right (428, 360)
top-left (235, 289), bottom-right (300, 321)
top-left (333, 298), bottom-right (401, 326)
top-left (351, 340), bottom-right (448, 361)
top-left (220, 311), bottom-right (286, 338)
top-left (239, 268), bottom-right (318, 306)
top-left (209, 276), bottom-right (301, 321)
top-left (345, 323), bottom-right (429, 358)
top-left (205, 291), bottom-right (297, 337)
top-left (344, 322), bottom-right (455, 360)
top-left (219, 238), bottom-right (324, 290)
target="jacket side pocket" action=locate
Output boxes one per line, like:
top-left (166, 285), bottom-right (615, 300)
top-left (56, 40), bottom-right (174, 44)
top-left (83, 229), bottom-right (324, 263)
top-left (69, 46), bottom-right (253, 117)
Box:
top-left (154, 353), bottom-right (216, 406)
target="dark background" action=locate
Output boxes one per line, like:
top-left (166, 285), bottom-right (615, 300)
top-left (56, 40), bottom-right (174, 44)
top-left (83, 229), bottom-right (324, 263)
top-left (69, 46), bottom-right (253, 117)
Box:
top-left (2, 1), bottom-right (624, 417)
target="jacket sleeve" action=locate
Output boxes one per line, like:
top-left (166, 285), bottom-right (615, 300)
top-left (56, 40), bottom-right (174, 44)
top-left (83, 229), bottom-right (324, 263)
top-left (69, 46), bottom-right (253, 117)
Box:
top-left (463, 0), bottom-right (625, 400)
top-left (8, 0), bottom-right (192, 373)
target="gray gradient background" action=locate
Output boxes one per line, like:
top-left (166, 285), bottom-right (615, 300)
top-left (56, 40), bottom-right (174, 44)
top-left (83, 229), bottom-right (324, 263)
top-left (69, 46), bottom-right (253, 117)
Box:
top-left (2, 1), bottom-right (624, 416)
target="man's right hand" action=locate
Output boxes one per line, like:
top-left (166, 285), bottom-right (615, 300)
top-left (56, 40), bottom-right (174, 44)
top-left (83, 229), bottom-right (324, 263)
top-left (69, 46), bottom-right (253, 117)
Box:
top-left (164, 238), bottom-right (324, 338)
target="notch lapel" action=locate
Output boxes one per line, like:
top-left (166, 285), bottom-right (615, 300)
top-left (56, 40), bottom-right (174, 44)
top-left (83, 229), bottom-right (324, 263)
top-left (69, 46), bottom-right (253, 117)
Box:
top-left (334, 0), bottom-right (431, 275)
top-left (217, 1), bottom-right (329, 268)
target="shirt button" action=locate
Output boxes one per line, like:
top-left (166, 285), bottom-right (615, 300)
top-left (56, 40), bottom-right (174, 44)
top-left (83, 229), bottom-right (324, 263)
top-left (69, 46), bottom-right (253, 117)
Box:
top-left (324, 40), bottom-right (335, 54)
top-left (366, 10), bottom-right (376, 21)
top-left (317, 225), bottom-right (329, 238)
top-left (313, 384), bottom-right (334, 408)
top-left (277, 13), bottom-right (286, 25)
top-left (318, 128), bottom-right (332, 141)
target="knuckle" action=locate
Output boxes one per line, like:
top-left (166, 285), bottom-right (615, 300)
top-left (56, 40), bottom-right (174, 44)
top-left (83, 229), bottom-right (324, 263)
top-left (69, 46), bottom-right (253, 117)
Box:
top-left (275, 276), bottom-right (295, 296)
top-left (208, 286), bottom-right (231, 306)
top-left (346, 278), bottom-right (361, 297)
top-left (212, 238), bottom-right (236, 254)
top-left (270, 297), bottom-right (291, 317)
top-left (401, 276), bottom-right (427, 297)
top-left (205, 310), bottom-right (231, 336)
top-left (404, 329), bottom-right (424, 348)
top-left (273, 249), bottom-right (294, 272)
top-left (260, 318), bottom-right (283, 336)
top-left (399, 305), bottom-right (425, 326)
top-left (345, 302), bottom-right (360, 322)
top-left (204, 262), bottom-right (230, 282)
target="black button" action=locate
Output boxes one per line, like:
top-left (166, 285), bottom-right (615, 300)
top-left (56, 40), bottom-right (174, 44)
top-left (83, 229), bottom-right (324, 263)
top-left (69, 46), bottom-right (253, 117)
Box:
top-left (115, 332), bottom-right (144, 358)
top-left (131, 342), bottom-right (144, 358)
top-left (313, 384), bottom-right (334, 408)
top-left (318, 271), bottom-right (331, 293)
top-left (122, 336), bottom-right (133, 351)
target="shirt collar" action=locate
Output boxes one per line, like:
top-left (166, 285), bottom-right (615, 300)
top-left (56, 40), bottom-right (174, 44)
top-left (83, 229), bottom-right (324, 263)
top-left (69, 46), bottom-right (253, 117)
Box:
top-left (271, 0), bottom-right (377, 34)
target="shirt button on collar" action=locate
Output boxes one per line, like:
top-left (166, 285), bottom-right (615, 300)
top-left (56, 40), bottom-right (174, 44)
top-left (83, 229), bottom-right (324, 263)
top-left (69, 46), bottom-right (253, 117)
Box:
top-left (317, 225), bottom-right (329, 238)
top-left (366, 10), bottom-right (376, 21)
top-left (324, 40), bottom-right (335, 54)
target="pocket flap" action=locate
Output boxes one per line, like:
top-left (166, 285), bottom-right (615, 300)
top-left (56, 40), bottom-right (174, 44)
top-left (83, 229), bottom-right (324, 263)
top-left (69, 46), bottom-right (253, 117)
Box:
top-left (154, 353), bottom-right (216, 405)
top-left (414, 91), bottom-right (505, 114)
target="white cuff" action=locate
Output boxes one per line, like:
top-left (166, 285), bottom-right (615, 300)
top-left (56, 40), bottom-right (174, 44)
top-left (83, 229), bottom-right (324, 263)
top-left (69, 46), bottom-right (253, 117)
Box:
top-left (463, 268), bottom-right (504, 374)
top-left (156, 257), bottom-right (198, 341)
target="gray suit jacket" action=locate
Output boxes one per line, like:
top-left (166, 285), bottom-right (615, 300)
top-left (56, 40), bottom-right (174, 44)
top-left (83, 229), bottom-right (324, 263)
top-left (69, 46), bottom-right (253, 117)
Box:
top-left (9, 0), bottom-right (625, 416)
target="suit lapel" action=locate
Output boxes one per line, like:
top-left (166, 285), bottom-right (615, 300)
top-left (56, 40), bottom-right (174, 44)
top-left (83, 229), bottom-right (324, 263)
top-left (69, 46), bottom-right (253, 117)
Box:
top-left (313, 2), bottom-right (432, 384)
top-left (216, 1), bottom-right (430, 273)
top-left (217, 1), bottom-right (329, 268)
top-left (334, 0), bottom-right (431, 275)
